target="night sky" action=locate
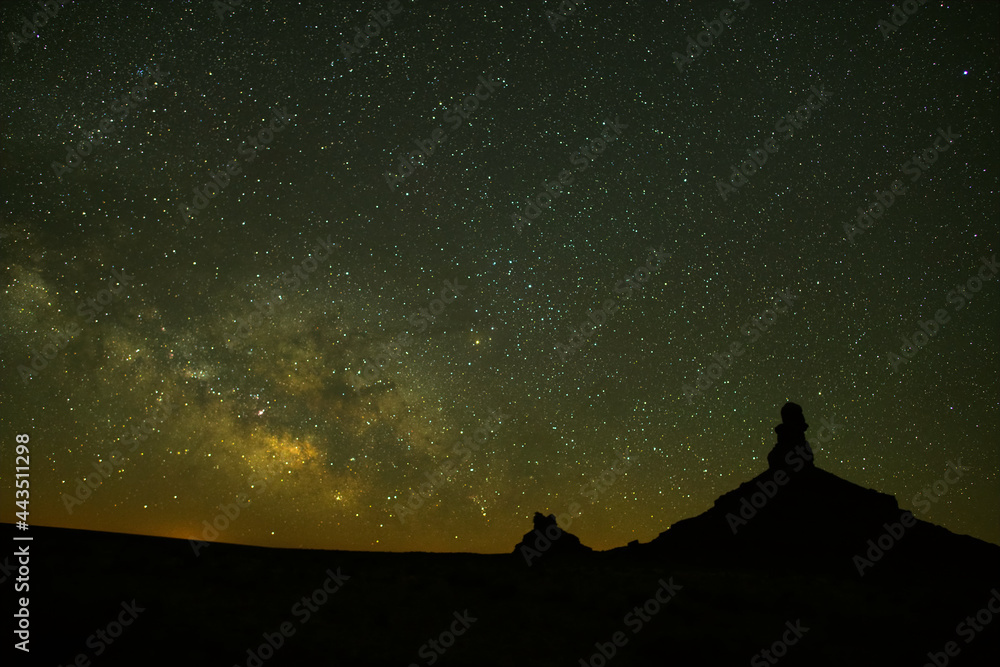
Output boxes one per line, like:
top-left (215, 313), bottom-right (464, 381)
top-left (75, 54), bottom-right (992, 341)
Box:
top-left (1, 0), bottom-right (997, 553)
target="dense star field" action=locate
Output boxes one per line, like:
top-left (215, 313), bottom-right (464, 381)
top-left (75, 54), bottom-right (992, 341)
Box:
top-left (1, 0), bottom-right (997, 553)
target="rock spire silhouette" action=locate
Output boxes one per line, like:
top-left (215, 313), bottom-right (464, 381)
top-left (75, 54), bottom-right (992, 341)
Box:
top-left (766, 401), bottom-right (815, 471)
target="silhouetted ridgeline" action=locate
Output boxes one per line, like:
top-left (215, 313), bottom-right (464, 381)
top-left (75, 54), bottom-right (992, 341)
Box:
top-left (11, 405), bottom-right (1000, 666)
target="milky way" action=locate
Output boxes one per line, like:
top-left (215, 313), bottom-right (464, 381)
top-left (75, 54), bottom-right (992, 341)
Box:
top-left (1, 0), bottom-right (997, 552)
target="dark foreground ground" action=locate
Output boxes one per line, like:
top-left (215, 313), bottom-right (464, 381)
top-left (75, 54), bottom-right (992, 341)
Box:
top-left (6, 523), bottom-right (999, 667)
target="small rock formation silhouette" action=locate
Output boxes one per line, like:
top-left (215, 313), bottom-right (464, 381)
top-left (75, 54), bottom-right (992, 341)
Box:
top-left (767, 401), bottom-right (815, 471)
top-left (512, 512), bottom-right (592, 566)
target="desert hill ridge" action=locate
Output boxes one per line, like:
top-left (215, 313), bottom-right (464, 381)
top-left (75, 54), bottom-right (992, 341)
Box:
top-left (514, 403), bottom-right (998, 582)
top-left (10, 404), bottom-right (1000, 666)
